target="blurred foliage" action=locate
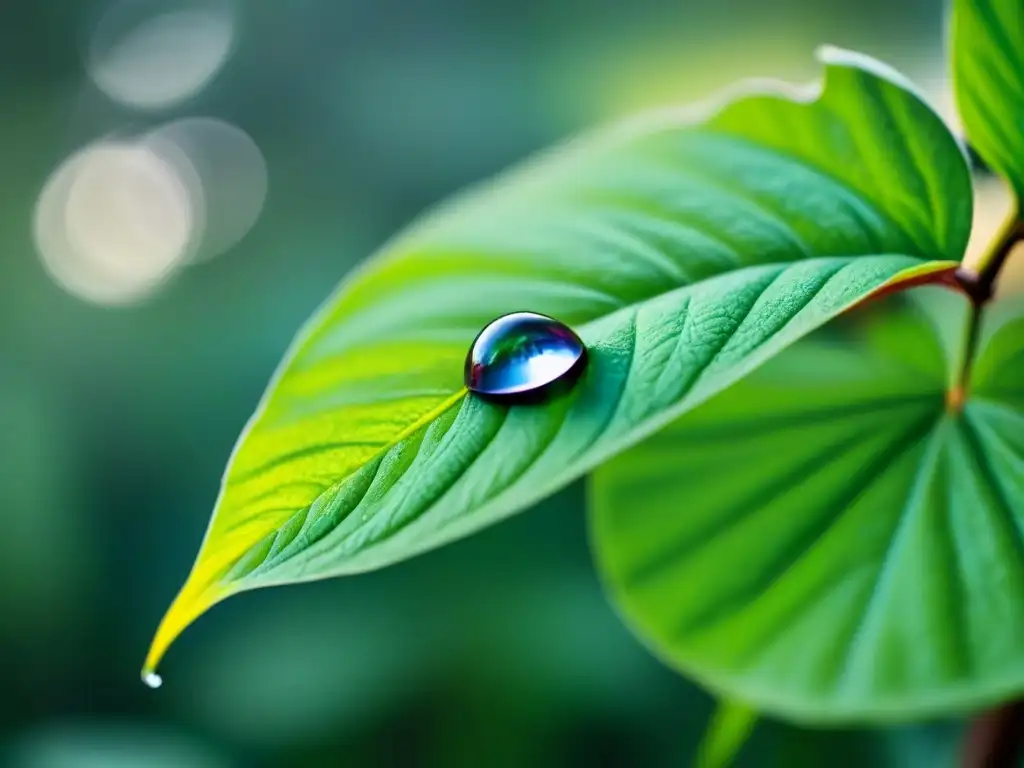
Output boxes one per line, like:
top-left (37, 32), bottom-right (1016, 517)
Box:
top-left (0, 0), bottom-right (984, 765)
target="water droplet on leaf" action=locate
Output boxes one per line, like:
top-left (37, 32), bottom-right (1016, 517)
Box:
top-left (464, 312), bottom-right (587, 403)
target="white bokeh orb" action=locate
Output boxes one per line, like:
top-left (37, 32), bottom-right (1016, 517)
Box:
top-left (143, 117), bottom-right (267, 261)
top-left (34, 139), bottom-right (198, 305)
top-left (87, 0), bottom-right (235, 110)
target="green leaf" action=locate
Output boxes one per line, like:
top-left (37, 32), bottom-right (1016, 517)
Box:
top-left (694, 700), bottom-right (758, 768)
top-left (590, 287), bottom-right (1024, 722)
top-left (952, 0), bottom-right (1024, 196)
top-left (144, 48), bottom-right (970, 678)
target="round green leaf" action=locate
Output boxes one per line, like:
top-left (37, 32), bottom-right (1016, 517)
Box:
top-left (952, 0), bottom-right (1024, 196)
top-left (145, 49), bottom-right (970, 677)
top-left (591, 287), bottom-right (1024, 721)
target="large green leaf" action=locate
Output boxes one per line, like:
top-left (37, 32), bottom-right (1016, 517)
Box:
top-left (144, 49), bottom-right (970, 678)
top-left (952, 0), bottom-right (1024, 197)
top-left (591, 287), bottom-right (1024, 721)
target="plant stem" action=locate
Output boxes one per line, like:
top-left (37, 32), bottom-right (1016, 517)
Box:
top-left (956, 206), bottom-right (1023, 305)
top-left (962, 701), bottom-right (1024, 768)
top-left (956, 206), bottom-right (1024, 765)
top-left (949, 207), bottom-right (1024, 410)
top-left (947, 302), bottom-right (981, 413)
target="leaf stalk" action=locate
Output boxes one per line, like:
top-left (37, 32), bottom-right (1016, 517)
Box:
top-left (955, 208), bottom-right (1024, 764)
top-left (956, 205), bottom-right (1023, 305)
top-left (962, 701), bottom-right (1024, 768)
top-left (949, 207), bottom-right (1024, 411)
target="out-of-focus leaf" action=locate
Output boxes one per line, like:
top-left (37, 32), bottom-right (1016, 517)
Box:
top-left (5, 723), bottom-right (227, 768)
top-left (952, 0), bottom-right (1024, 197)
top-left (180, 587), bottom-right (434, 746)
top-left (0, 377), bottom-right (93, 639)
top-left (695, 700), bottom-right (758, 768)
top-left (592, 287), bottom-right (1024, 721)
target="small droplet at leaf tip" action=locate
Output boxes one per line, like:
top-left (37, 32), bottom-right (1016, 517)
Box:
top-left (142, 670), bottom-right (163, 689)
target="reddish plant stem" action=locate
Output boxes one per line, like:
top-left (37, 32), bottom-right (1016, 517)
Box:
top-left (962, 701), bottom-right (1024, 768)
top-left (949, 210), bottom-right (1024, 411)
top-left (946, 295), bottom-right (981, 414)
top-left (958, 210), bottom-right (1024, 302)
top-left (957, 208), bottom-right (1024, 767)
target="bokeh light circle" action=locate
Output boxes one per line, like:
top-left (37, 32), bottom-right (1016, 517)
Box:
top-left (33, 139), bottom-right (198, 306)
top-left (142, 117), bottom-right (267, 261)
top-left (87, 0), bottom-right (235, 110)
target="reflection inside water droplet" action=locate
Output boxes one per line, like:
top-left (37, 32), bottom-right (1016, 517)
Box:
top-left (464, 312), bottom-right (587, 403)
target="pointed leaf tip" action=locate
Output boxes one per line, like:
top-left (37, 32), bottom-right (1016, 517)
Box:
top-left (142, 580), bottom-right (227, 686)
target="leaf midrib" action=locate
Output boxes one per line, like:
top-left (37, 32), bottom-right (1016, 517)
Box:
top-left (231, 256), bottom-right (948, 589)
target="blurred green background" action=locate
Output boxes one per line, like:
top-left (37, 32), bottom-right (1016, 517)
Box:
top-left (0, 0), bottom-right (975, 765)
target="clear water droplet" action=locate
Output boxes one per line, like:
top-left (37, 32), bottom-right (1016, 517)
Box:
top-left (142, 670), bottom-right (163, 689)
top-left (465, 312), bottom-right (587, 403)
